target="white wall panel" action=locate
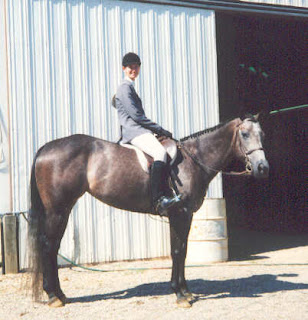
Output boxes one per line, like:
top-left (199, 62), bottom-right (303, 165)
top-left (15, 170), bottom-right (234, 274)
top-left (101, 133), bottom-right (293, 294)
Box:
top-left (0, 0), bottom-right (12, 213)
top-left (2, 0), bottom-right (220, 268)
top-left (240, 0), bottom-right (308, 7)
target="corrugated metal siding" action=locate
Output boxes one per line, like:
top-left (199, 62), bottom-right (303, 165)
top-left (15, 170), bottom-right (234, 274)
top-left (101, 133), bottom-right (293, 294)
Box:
top-left (0, 0), bottom-right (12, 213)
top-left (2, 0), bottom-right (221, 268)
top-left (240, 0), bottom-right (308, 7)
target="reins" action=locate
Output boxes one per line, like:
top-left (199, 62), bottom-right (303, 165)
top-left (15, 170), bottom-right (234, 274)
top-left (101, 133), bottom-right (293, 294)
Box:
top-left (176, 140), bottom-right (251, 176)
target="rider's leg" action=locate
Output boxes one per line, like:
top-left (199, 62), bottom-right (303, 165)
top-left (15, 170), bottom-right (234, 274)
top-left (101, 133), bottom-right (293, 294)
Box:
top-left (131, 133), bottom-right (181, 215)
top-left (130, 133), bottom-right (167, 162)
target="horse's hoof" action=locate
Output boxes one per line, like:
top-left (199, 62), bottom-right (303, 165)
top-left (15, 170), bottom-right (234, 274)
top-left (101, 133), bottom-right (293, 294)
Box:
top-left (48, 296), bottom-right (65, 308)
top-left (58, 293), bottom-right (67, 305)
top-left (184, 292), bottom-right (194, 302)
top-left (176, 297), bottom-right (191, 308)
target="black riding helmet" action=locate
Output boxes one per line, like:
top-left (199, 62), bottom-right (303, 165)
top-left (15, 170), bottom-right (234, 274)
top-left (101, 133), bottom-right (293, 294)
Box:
top-left (122, 52), bottom-right (141, 67)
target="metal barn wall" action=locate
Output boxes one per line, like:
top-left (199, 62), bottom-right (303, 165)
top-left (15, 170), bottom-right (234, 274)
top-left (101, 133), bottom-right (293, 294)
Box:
top-left (0, 1), bottom-right (12, 213)
top-left (1, 0), bottom-right (221, 269)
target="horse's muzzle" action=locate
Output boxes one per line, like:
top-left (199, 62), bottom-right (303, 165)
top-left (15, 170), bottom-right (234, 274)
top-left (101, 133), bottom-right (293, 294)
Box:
top-left (254, 159), bottom-right (269, 179)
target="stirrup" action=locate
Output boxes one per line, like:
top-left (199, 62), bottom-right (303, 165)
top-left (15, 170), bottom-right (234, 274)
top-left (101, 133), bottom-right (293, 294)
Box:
top-left (155, 194), bottom-right (182, 216)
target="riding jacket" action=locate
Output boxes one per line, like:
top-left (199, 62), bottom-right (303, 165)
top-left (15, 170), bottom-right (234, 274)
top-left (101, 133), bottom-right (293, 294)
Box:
top-left (115, 79), bottom-right (164, 144)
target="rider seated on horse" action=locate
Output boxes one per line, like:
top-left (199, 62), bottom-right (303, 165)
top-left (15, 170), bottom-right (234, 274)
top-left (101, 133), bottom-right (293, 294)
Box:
top-left (114, 52), bottom-right (181, 215)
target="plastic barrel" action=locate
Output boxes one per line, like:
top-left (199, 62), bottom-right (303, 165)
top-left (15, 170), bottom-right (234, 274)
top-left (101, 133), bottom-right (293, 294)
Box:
top-left (187, 198), bottom-right (228, 264)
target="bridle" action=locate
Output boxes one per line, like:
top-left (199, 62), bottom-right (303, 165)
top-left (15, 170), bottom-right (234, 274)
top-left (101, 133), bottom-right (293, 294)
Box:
top-left (237, 122), bottom-right (264, 174)
top-left (175, 120), bottom-right (264, 176)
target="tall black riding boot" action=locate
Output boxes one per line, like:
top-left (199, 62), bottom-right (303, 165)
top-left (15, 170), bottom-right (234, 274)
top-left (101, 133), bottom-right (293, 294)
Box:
top-left (150, 161), bottom-right (181, 216)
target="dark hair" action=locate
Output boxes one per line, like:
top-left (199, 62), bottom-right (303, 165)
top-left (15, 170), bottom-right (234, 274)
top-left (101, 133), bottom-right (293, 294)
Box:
top-left (122, 52), bottom-right (141, 67)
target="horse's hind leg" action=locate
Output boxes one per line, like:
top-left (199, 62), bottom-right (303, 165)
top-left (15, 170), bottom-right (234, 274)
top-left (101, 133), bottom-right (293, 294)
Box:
top-left (40, 210), bottom-right (70, 307)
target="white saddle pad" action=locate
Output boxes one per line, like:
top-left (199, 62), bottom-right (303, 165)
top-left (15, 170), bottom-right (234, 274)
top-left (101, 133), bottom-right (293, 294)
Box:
top-left (120, 140), bottom-right (177, 173)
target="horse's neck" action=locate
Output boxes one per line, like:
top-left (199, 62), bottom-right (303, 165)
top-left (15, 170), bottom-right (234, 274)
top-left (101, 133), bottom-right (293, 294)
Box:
top-left (184, 119), bottom-right (239, 174)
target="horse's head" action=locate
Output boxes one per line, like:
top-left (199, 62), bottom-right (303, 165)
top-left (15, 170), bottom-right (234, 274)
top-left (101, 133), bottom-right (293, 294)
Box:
top-left (234, 115), bottom-right (269, 179)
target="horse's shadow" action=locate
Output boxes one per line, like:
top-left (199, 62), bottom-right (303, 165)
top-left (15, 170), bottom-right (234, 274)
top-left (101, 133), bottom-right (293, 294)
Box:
top-left (68, 273), bottom-right (308, 304)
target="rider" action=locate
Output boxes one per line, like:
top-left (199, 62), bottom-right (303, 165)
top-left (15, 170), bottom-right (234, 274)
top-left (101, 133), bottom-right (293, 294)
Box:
top-left (115, 52), bottom-right (181, 215)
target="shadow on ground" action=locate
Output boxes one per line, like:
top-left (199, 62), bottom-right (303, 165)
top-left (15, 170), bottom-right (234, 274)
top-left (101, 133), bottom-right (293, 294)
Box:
top-left (228, 227), bottom-right (308, 261)
top-left (69, 273), bottom-right (308, 305)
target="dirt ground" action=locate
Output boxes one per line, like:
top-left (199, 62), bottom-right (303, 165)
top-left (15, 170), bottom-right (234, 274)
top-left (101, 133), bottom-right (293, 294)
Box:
top-left (0, 230), bottom-right (307, 320)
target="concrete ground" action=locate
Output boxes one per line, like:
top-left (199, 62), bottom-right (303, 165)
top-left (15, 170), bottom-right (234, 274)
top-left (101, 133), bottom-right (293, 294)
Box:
top-left (0, 228), bottom-right (307, 320)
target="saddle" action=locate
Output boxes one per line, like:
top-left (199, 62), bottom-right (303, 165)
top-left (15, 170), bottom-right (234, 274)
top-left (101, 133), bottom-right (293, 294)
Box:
top-left (120, 138), bottom-right (178, 173)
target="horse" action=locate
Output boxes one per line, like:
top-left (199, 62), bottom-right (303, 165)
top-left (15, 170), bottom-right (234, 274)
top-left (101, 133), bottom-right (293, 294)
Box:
top-left (29, 114), bottom-right (269, 308)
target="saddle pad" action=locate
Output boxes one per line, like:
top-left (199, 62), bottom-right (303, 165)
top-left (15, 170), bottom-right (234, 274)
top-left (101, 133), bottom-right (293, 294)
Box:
top-left (120, 140), bottom-right (177, 173)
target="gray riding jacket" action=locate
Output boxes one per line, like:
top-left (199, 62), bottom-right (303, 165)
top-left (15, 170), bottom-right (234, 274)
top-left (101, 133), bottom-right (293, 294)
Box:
top-left (115, 79), bottom-right (163, 144)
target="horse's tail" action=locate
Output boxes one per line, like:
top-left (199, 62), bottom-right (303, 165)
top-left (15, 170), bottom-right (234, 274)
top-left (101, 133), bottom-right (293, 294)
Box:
top-left (28, 146), bottom-right (45, 301)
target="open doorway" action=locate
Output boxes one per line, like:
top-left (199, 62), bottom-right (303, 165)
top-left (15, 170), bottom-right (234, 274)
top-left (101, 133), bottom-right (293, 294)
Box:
top-left (215, 12), bottom-right (307, 259)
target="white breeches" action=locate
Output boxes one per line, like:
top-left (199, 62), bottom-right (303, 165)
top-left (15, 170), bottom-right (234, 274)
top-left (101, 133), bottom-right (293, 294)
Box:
top-left (130, 133), bottom-right (167, 163)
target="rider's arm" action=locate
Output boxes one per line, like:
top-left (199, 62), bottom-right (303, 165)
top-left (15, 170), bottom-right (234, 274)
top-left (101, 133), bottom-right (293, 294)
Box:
top-left (116, 83), bottom-right (164, 135)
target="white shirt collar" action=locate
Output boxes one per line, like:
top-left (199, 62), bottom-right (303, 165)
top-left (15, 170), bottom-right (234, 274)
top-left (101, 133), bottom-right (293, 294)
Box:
top-left (125, 76), bottom-right (135, 86)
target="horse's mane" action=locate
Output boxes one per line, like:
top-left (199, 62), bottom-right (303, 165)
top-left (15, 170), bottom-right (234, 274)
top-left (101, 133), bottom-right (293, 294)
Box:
top-left (180, 121), bottom-right (226, 142)
top-left (180, 114), bottom-right (258, 142)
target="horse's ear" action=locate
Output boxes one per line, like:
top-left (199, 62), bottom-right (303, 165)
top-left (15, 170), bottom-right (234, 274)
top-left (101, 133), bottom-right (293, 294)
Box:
top-left (254, 111), bottom-right (270, 123)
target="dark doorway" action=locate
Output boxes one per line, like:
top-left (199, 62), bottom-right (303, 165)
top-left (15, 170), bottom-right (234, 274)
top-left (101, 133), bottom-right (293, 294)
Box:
top-left (215, 12), bottom-right (307, 246)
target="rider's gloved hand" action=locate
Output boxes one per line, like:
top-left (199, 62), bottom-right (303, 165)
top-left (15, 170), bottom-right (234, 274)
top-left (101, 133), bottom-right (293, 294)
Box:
top-left (159, 129), bottom-right (173, 139)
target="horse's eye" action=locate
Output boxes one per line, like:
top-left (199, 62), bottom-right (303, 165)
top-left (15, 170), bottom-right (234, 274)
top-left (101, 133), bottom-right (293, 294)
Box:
top-left (241, 131), bottom-right (250, 139)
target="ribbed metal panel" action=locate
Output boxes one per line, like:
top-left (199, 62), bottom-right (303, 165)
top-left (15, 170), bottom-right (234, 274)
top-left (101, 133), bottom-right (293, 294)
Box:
top-left (0, 0), bottom-right (12, 213)
top-left (240, 0), bottom-right (308, 8)
top-left (2, 0), bottom-right (220, 268)
top-left (240, 0), bottom-right (308, 7)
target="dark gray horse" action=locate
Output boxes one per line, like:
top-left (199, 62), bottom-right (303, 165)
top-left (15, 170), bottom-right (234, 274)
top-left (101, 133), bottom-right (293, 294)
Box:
top-left (29, 115), bottom-right (269, 308)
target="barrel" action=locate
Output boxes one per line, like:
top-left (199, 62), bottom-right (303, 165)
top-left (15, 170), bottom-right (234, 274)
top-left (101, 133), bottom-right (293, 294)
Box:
top-left (186, 198), bottom-right (228, 264)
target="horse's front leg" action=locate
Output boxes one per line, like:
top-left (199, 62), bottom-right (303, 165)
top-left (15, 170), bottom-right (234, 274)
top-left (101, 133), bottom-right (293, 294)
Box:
top-left (169, 209), bottom-right (193, 308)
